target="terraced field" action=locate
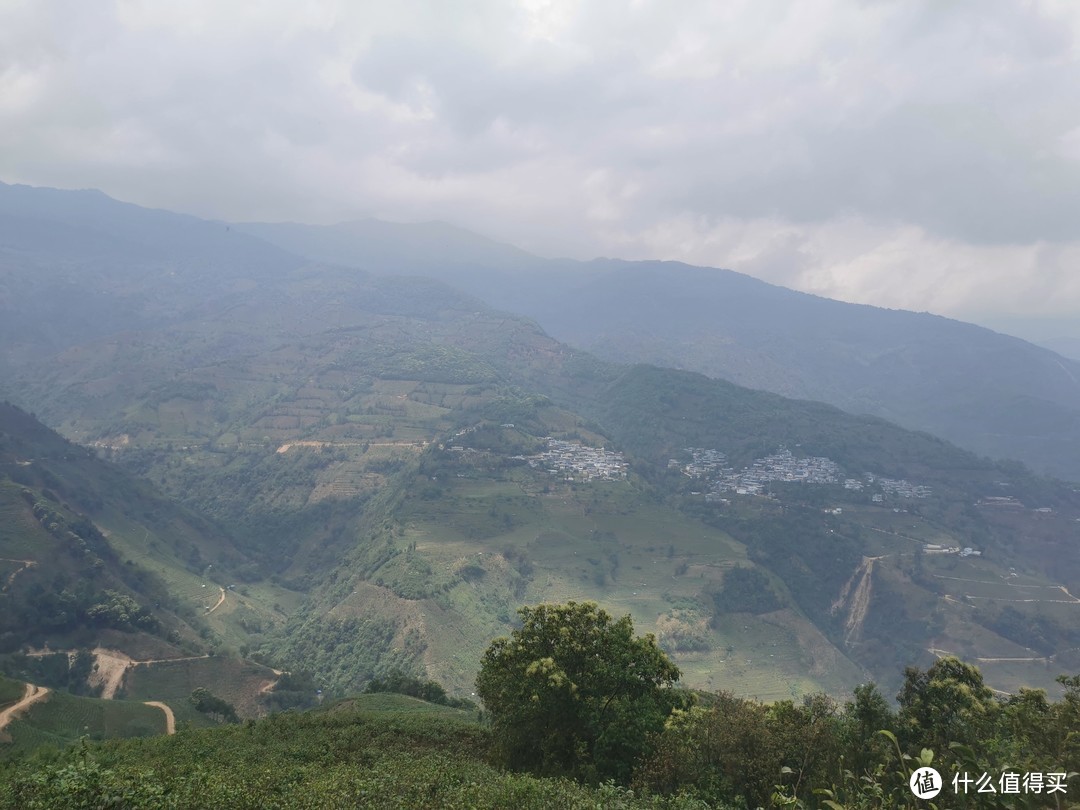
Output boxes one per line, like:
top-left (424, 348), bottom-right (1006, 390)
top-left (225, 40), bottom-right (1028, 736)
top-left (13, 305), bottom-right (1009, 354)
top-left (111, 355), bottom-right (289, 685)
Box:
top-left (0, 680), bottom-right (23, 708)
top-left (392, 467), bottom-right (866, 699)
top-left (123, 656), bottom-right (278, 718)
top-left (1, 686), bottom-right (166, 760)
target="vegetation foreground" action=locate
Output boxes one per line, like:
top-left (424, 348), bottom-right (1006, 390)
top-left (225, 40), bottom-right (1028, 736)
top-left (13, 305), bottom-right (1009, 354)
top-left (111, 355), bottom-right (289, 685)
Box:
top-left (0, 708), bottom-right (702, 810)
top-left (3, 602), bottom-right (1080, 809)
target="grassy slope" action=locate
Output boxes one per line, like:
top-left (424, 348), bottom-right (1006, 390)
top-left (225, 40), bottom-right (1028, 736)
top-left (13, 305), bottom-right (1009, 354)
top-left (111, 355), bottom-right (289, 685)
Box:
top-left (0, 702), bottom-right (701, 809)
top-left (399, 470), bottom-right (866, 700)
top-left (0, 676), bottom-right (166, 761)
top-left (122, 657), bottom-right (278, 718)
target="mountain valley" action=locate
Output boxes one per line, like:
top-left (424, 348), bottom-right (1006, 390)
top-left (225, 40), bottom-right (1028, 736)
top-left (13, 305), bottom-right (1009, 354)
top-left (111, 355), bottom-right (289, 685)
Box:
top-left (2, 184), bottom-right (1080, 749)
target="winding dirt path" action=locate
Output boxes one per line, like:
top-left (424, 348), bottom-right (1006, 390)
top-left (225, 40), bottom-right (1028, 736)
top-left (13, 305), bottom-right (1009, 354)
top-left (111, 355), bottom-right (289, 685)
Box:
top-left (206, 587), bottom-right (226, 615)
top-left (0, 558), bottom-right (36, 591)
top-left (80, 648), bottom-right (212, 700)
top-left (0, 683), bottom-right (50, 734)
top-left (928, 647), bottom-right (1051, 664)
top-left (143, 701), bottom-right (175, 735)
top-left (131, 654), bottom-right (210, 666)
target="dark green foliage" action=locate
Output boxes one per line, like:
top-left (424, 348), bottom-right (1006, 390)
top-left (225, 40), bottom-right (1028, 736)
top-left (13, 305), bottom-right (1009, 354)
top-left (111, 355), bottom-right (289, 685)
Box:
top-left (366, 342), bottom-right (501, 384)
top-left (715, 513), bottom-right (861, 622)
top-left (3, 644), bottom-right (1080, 809)
top-left (86, 590), bottom-right (160, 633)
top-left (475, 601), bottom-right (687, 784)
top-left (983, 605), bottom-right (1080, 656)
top-left (636, 692), bottom-right (842, 809)
top-left (711, 566), bottom-right (782, 616)
top-left (151, 445), bottom-right (370, 571)
top-left (897, 656), bottom-right (998, 753)
top-left (0, 710), bottom-right (705, 809)
top-left (838, 682), bottom-right (896, 777)
top-left (265, 612), bottom-right (415, 696)
top-left (638, 664), bottom-right (1080, 808)
top-left (0, 676), bottom-right (24, 705)
top-left (365, 670), bottom-right (476, 710)
top-left (261, 670), bottom-right (319, 712)
top-left (189, 688), bottom-right (239, 723)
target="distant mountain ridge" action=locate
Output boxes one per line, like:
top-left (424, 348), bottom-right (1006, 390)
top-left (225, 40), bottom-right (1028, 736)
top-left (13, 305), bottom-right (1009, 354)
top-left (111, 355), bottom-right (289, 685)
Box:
top-left (234, 216), bottom-right (1080, 482)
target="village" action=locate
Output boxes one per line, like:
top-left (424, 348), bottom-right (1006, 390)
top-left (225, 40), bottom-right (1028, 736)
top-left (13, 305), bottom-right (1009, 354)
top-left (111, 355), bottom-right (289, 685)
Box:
top-left (675, 446), bottom-right (841, 496)
top-left (526, 438), bottom-right (628, 481)
top-left (676, 446), bottom-right (932, 500)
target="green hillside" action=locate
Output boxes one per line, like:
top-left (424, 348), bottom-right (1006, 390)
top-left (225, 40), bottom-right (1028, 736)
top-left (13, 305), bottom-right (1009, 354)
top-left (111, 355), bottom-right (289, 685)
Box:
top-left (2, 653), bottom-right (1078, 809)
top-left (0, 698), bottom-right (707, 809)
top-left (3, 185), bottom-right (1080, 724)
top-left (0, 675), bottom-right (168, 761)
top-left (7, 269), bottom-right (1080, 701)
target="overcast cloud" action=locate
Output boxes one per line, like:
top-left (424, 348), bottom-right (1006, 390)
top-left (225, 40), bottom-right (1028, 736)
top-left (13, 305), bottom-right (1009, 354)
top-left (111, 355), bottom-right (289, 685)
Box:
top-left (2, 0), bottom-right (1080, 325)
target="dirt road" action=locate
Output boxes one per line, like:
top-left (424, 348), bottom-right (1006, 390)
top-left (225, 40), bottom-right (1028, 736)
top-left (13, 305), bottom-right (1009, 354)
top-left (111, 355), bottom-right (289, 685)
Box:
top-left (143, 701), bottom-right (175, 735)
top-left (0, 558), bottom-right (35, 591)
top-left (0, 683), bottom-right (50, 733)
top-left (206, 587), bottom-right (226, 614)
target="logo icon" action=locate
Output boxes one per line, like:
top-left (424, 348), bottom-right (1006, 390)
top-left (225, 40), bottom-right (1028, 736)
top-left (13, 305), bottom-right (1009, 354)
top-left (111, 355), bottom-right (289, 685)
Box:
top-left (910, 767), bottom-right (943, 799)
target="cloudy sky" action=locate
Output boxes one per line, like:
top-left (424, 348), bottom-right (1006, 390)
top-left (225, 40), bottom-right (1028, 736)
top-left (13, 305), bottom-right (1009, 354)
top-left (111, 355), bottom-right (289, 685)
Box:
top-left (3, 0), bottom-right (1080, 330)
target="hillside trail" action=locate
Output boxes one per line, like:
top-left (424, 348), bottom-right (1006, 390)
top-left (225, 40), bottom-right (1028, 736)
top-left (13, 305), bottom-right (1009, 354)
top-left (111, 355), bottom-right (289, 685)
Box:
top-left (43, 647), bottom-right (212, 700)
top-left (928, 646), bottom-right (1051, 664)
top-left (0, 683), bottom-right (50, 733)
top-left (143, 701), bottom-right (175, 734)
top-left (205, 586), bottom-right (226, 614)
top-left (1056, 585), bottom-right (1080, 603)
top-left (0, 557), bottom-right (36, 591)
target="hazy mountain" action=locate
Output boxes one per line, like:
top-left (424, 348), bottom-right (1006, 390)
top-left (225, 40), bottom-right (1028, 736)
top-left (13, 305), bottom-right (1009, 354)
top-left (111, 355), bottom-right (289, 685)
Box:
top-left (237, 219), bottom-right (1080, 482)
top-left (236, 218), bottom-right (546, 279)
top-left (5, 184), bottom-right (1080, 703)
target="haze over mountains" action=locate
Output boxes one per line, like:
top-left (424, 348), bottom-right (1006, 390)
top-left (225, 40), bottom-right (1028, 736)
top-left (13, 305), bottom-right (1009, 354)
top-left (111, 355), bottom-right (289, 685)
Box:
top-left (238, 215), bottom-right (1080, 483)
top-left (3, 181), bottom-right (1080, 725)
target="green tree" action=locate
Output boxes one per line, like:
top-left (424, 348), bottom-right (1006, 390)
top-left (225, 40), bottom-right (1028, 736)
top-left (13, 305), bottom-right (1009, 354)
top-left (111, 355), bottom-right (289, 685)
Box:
top-left (475, 601), bottom-right (685, 783)
top-left (838, 681), bottom-right (896, 776)
top-left (189, 687), bottom-right (239, 723)
top-left (897, 656), bottom-right (997, 754)
top-left (636, 692), bottom-right (840, 808)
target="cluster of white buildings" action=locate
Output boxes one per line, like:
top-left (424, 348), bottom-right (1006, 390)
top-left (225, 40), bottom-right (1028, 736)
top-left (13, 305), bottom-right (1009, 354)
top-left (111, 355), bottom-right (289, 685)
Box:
top-left (847, 474), bottom-right (930, 500)
top-left (871, 474), bottom-right (932, 499)
top-left (677, 446), bottom-right (933, 502)
top-left (923, 543), bottom-right (982, 557)
top-left (673, 448), bottom-right (728, 478)
top-left (527, 438), bottom-right (627, 481)
top-left (678, 446), bottom-right (841, 496)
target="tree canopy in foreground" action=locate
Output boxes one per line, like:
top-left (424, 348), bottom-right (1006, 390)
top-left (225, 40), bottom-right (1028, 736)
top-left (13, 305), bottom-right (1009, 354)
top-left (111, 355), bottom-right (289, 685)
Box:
top-left (475, 600), bottom-right (686, 783)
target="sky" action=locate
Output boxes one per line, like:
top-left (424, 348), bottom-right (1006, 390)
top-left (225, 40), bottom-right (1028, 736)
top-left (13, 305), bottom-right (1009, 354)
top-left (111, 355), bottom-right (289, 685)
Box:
top-left (2, 0), bottom-right (1080, 332)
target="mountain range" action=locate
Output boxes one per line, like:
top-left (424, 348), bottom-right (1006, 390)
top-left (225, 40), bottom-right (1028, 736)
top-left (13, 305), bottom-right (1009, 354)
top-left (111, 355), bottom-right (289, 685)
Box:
top-left (2, 181), bottom-right (1080, 729)
top-left (237, 216), bottom-right (1080, 483)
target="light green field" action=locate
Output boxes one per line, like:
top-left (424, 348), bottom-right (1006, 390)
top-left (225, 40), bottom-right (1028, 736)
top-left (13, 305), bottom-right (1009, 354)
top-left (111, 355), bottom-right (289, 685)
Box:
top-left (399, 470), bottom-right (864, 700)
top-left (0, 678), bottom-right (24, 707)
top-left (123, 656), bottom-right (277, 718)
top-left (1, 689), bottom-right (165, 760)
top-left (90, 506), bottom-right (298, 650)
